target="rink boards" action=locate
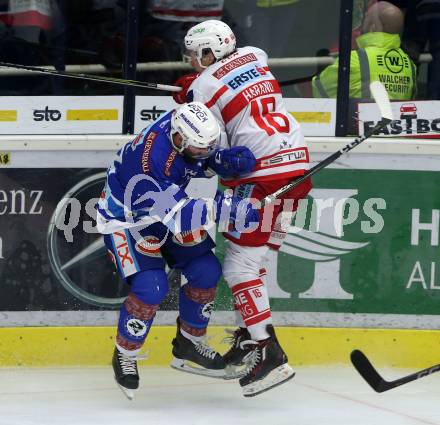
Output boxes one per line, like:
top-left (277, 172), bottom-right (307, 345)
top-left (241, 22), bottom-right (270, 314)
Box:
top-left (1, 325), bottom-right (440, 368)
top-left (1, 135), bottom-right (440, 367)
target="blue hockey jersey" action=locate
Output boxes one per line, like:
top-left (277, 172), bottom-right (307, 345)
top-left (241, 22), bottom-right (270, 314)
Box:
top-left (96, 111), bottom-right (212, 234)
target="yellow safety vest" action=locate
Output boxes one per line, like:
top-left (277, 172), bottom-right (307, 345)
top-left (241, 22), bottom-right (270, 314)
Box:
top-left (313, 32), bottom-right (417, 100)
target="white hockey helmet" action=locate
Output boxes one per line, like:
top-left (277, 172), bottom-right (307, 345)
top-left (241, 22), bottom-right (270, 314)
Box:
top-left (184, 20), bottom-right (236, 68)
top-left (171, 102), bottom-right (220, 159)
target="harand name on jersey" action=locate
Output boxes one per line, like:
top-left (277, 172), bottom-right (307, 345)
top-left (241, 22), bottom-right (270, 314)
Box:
top-left (242, 81), bottom-right (276, 102)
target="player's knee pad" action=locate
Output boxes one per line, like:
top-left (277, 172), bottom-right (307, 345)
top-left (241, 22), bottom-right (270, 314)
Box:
top-left (181, 251), bottom-right (221, 289)
top-left (222, 241), bottom-right (269, 288)
top-left (129, 269), bottom-right (169, 305)
top-left (117, 292), bottom-right (159, 351)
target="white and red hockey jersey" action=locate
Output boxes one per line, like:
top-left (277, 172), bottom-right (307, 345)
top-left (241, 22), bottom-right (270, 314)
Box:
top-left (188, 46), bottom-right (309, 185)
top-left (149, 0), bottom-right (224, 22)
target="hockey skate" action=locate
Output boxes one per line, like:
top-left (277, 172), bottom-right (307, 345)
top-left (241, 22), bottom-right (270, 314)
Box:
top-left (239, 325), bottom-right (295, 397)
top-left (112, 347), bottom-right (144, 400)
top-left (223, 327), bottom-right (254, 379)
top-left (171, 326), bottom-right (226, 378)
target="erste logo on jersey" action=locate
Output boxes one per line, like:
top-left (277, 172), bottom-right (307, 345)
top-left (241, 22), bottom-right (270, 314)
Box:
top-left (223, 64), bottom-right (268, 91)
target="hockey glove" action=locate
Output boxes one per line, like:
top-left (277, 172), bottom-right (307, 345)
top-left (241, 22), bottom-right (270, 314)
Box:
top-left (214, 190), bottom-right (260, 232)
top-left (208, 147), bottom-right (256, 178)
top-left (172, 73), bottom-right (199, 104)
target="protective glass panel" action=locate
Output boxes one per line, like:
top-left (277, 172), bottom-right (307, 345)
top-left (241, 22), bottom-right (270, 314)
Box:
top-left (0, 1), bottom-right (127, 95)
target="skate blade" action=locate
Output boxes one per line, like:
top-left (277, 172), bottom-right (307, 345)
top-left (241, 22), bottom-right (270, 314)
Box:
top-left (170, 357), bottom-right (226, 379)
top-left (242, 363), bottom-right (295, 397)
top-left (116, 383), bottom-right (136, 400)
top-left (114, 378), bottom-right (136, 400)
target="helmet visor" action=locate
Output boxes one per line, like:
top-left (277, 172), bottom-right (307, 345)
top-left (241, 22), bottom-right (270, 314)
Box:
top-left (182, 43), bottom-right (197, 63)
top-left (184, 138), bottom-right (217, 159)
top-left (182, 43), bottom-right (212, 67)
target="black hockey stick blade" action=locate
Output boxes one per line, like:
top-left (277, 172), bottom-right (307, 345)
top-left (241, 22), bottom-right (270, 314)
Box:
top-left (351, 349), bottom-right (440, 393)
top-left (350, 350), bottom-right (392, 392)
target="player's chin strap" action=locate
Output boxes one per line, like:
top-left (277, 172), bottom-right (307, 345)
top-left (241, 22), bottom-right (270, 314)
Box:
top-left (261, 81), bottom-right (394, 208)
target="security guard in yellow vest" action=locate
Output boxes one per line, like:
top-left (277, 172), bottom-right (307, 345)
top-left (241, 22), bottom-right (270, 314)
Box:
top-left (313, 1), bottom-right (416, 99)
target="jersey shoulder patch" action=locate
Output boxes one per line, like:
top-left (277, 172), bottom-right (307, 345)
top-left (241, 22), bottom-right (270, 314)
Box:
top-left (140, 131), bottom-right (159, 174)
top-left (148, 137), bottom-right (185, 184)
top-left (164, 150), bottom-right (179, 177)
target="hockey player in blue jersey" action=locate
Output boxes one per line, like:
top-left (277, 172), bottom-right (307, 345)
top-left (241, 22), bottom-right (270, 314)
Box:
top-left (96, 102), bottom-right (258, 399)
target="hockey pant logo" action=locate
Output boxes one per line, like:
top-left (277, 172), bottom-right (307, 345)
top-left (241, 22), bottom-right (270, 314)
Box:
top-left (111, 231), bottom-right (137, 276)
top-left (134, 236), bottom-right (162, 257)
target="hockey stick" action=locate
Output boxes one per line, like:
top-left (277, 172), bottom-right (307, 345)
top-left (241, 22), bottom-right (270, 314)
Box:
top-left (0, 61), bottom-right (181, 92)
top-left (350, 349), bottom-right (440, 393)
top-left (261, 81), bottom-right (393, 207)
top-left (0, 60), bottom-right (315, 91)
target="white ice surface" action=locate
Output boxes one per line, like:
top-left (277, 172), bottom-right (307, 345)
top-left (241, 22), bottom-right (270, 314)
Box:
top-left (0, 366), bottom-right (439, 425)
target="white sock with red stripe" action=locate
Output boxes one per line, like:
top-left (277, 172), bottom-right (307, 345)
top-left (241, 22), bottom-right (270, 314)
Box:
top-left (231, 278), bottom-right (272, 341)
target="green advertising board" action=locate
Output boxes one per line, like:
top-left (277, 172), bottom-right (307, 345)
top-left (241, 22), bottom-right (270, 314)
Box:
top-left (3, 150), bottom-right (440, 330)
top-left (215, 168), bottom-right (440, 320)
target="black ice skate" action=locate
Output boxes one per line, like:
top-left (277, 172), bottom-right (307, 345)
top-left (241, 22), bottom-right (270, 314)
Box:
top-left (239, 325), bottom-right (295, 397)
top-left (112, 347), bottom-right (141, 400)
top-left (171, 326), bottom-right (226, 379)
top-left (222, 327), bottom-right (254, 379)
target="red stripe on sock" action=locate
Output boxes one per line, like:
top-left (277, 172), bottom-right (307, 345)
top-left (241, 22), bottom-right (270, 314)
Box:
top-left (244, 309), bottom-right (271, 327)
top-left (231, 279), bottom-right (263, 295)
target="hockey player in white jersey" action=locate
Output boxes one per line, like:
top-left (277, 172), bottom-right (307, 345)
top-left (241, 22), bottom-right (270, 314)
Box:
top-left (174, 20), bottom-right (312, 397)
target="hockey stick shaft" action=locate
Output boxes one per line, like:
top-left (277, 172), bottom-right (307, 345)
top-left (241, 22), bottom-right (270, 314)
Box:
top-left (0, 61), bottom-right (182, 92)
top-left (351, 349), bottom-right (440, 393)
top-left (261, 117), bottom-right (391, 207)
top-left (0, 61), bottom-right (314, 90)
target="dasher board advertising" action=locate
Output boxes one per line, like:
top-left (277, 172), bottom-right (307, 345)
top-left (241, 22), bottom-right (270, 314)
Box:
top-left (0, 96), bottom-right (123, 134)
top-left (2, 157), bottom-right (440, 330)
top-left (358, 100), bottom-right (440, 138)
top-left (134, 97), bottom-right (336, 136)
